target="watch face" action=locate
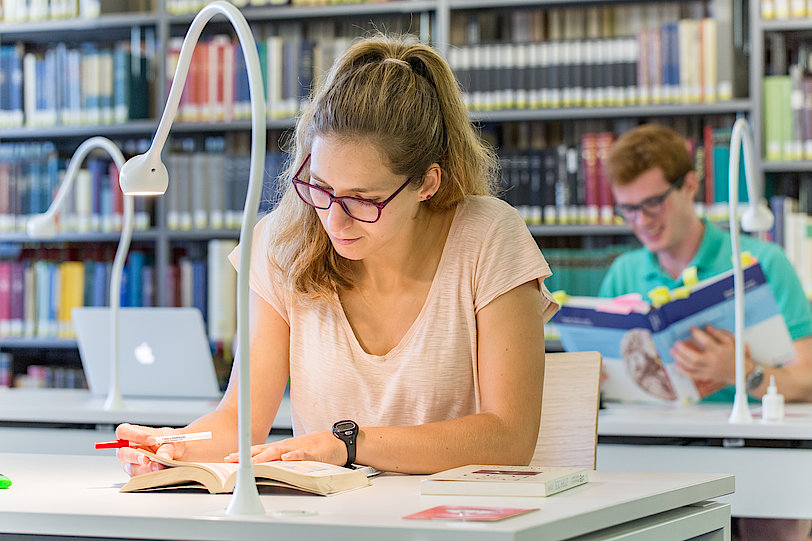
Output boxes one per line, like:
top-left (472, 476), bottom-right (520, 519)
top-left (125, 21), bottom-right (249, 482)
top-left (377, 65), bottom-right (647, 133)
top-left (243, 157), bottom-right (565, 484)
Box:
top-left (334, 420), bottom-right (356, 434)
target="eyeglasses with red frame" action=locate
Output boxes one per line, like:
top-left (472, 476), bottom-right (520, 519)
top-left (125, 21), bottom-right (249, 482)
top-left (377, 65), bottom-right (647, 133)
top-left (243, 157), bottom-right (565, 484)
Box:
top-left (291, 154), bottom-right (413, 223)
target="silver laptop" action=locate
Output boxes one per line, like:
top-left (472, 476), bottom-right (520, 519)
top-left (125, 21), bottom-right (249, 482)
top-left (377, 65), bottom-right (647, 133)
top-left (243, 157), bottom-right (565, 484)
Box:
top-left (72, 307), bottom-right (223, 400)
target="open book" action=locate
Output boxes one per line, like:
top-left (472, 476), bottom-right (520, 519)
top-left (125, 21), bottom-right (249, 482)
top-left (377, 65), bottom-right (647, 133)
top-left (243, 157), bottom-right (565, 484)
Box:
top-left (552, 262), bottom-right (795, 404)
top-left (420, 465), bottom-right (589, 497)
top-left (120, 449), bottom-right (371, 496)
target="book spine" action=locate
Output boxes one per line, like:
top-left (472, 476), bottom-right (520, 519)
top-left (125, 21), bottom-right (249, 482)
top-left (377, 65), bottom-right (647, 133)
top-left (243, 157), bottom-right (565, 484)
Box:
top-left (207, 239), bottom-right (237, 342)
top-left (191, 152), bottom-right (209, 230)
top-left (0, 261), bottom-right (12, 337)
top-left (544, 469), bottom-right (589, 496)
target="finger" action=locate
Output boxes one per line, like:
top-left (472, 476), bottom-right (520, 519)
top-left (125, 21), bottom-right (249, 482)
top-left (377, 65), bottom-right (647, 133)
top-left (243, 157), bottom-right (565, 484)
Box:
top-left (117, 446), bottom-right (151, 466)
top-left (154, 443), bottom-right (178, 462)
top-left (115, 423), bottom-right (157, 445)
top-left (688, 326), bottom-right (717, 348)
top-left (703, 325), bottom-right (733, 343)
top-left (250, 446), bottom-right (286, 464)
top-left (672, 342), bottom-right (702, 367)
top-left (280, 449), bottom-right (307, 461)
top-left (125, 460), bottom-right (163, 476)
top-left (674, 355), bottom-right (704, 377)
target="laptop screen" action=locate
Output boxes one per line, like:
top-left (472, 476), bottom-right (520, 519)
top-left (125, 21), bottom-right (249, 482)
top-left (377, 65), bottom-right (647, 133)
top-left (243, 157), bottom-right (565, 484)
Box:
top-left (72, 307), bottom-right (223, 400)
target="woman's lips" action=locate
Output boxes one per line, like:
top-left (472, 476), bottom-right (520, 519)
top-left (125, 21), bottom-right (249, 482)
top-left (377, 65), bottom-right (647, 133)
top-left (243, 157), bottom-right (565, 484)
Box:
top-left (332, 236), bottom-right (360, 246)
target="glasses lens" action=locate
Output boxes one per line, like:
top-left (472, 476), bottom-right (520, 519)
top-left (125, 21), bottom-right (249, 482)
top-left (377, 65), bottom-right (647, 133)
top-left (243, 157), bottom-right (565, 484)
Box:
top-left (343, 199), bottom-right (380, 222)
top-left (614, 206), bottom-right (635, 221)
top-left (640, 200), bottom-right (665, 217)
top-left (294, 181), bottom-right (328, 209)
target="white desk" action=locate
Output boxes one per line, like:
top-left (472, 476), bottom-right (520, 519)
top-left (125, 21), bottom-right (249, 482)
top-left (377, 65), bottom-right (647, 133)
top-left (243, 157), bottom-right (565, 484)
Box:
top-left (0, 453), bottom-right (732, 541)
top-left (0, 388), bottom-right (292, 454)
top-left (597, 403), bottom-right (812, 519)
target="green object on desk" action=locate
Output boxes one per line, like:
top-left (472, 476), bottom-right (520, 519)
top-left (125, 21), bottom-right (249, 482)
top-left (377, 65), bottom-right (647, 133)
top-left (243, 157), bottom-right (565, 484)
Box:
top-left (0, 474), bottom-right (11, 489)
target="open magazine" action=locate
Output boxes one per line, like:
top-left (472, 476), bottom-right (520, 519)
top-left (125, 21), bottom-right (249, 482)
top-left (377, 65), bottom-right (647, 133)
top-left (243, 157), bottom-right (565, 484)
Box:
top-left (552, 262), bottom-right (794, 404)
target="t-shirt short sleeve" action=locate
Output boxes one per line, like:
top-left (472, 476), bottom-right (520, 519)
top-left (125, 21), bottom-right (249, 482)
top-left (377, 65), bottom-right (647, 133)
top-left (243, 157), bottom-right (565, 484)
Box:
top-left (227, 213), bottom-right (290, 324)
top-left (471, 200), bottom-right (558, 323)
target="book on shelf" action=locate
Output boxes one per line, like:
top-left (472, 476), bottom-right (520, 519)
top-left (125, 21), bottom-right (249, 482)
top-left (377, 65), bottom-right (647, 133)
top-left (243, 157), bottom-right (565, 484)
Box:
top-left (770, 194), bottom-right (812, 296)
top-left (553, 261), bottom-right (795, 404)
top-left (120, 448), bottom-right (371, 496)
top-left (448, 2), bottom-right (736, 112)
top-left (420, 465), bottom-right (589, 498)
top-left (207, 239), bottom-right (237, 343)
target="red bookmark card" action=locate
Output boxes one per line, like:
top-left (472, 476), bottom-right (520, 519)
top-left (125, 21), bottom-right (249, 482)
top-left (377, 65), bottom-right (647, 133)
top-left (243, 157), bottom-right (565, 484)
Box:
top-left (403, 505), bottom-right (538, 522)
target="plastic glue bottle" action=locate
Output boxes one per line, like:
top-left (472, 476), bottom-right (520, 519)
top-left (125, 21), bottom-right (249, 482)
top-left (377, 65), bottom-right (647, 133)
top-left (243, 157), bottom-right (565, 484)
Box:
top-left (762, 375), bottom-right (785, 423)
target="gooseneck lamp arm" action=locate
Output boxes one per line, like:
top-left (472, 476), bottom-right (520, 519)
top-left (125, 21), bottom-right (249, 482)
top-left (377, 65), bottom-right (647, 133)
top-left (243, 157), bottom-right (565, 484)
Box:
top-left (727, 118), bottom-right (774, 423)
top-left (27, 136), bottom-right (131, 411)
top-left (117, 1), bottom-right (266, 515)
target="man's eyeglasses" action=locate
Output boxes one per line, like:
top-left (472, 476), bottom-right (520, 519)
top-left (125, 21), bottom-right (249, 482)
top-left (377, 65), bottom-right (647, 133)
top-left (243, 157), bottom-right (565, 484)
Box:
top-left (613, 175), bottom-right (686, 221)
top-left (291, 154), bottom-right (413, 224)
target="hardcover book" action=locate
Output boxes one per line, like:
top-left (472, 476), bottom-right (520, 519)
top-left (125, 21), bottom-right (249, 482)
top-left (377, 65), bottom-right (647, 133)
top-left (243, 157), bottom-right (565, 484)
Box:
top-left (120, 448), bottom-right (371, 496)
top-left (420, 465), bottom-right (589, 497)
top-left (553, 262), bottom-right (795, 404)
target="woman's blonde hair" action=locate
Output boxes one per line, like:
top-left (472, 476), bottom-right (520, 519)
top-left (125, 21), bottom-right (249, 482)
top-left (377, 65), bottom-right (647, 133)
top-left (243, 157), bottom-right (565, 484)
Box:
top-left (264, 34), bottom-right (498, 300)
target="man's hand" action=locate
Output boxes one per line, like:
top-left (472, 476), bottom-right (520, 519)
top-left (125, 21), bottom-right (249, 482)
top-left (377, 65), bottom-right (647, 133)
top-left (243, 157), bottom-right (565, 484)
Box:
top-left (671, 325), bottom-right (750, 387)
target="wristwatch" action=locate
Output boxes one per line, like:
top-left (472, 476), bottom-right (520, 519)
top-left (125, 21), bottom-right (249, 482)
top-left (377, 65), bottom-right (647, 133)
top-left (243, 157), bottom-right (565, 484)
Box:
top-left (746, 363), bottom-right (765, 391)
top-left (332, 419), bottom-right (359, 469)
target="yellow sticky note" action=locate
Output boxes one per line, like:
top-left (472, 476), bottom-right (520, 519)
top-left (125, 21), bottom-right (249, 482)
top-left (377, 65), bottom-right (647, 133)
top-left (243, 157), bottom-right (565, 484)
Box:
top-left (647, 286), bottom-right (671, 308)
top-left (552, 290), bottom-right (570, 305)
top-left (681, 266), bottom-right (698, 287)
top-left (671, 286), bottom-right (690, 300)
top-left (741, 251), bottom-right (756, 267)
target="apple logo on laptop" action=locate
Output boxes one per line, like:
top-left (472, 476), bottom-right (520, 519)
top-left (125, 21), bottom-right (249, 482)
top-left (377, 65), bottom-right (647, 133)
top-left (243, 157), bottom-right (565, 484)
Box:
top-left (134, 342), bottom-right (156, 365)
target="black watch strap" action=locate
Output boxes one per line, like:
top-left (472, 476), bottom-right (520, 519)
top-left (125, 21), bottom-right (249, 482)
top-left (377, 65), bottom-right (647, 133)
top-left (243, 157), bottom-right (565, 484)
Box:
top-left (332, 420), bottom-right (358, 469)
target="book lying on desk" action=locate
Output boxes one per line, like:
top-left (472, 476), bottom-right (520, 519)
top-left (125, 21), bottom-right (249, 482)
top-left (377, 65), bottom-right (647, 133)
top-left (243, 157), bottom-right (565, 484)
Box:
top-left (420, 465), bottom-right (589, 497)
top-left (553, 261), bottom-right (794, 404)
top-left (120, 449), bottom-right (371, 496)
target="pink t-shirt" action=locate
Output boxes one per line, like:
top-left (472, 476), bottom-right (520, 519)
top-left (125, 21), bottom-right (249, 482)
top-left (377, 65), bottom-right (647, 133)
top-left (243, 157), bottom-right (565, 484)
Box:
top-left (232, 196), bottom-right (558, 435)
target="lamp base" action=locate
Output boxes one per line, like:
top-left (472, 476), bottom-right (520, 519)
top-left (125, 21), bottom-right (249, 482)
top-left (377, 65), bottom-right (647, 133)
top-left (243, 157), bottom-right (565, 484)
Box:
top-left (728, 392), bottom-right (754, 424)
top-left (226, 466), bottom-right (265, 515)
top-left (103, 387), bottom-right (125, 411)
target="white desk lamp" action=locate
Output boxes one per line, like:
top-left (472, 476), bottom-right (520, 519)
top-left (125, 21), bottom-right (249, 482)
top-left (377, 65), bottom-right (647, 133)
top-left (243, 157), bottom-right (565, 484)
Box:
top-left (27, 136), bottom-right (131, 411)
top-left (118, 0), bottom-right (266, 515)
top-left (727, 117), bottom-right (775, 424)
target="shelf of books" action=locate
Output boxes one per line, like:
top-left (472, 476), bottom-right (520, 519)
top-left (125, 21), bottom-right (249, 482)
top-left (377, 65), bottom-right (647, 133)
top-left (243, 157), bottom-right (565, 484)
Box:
top-left (472, 102), bottom-right (752, 123)
top-left (0, 13), bottom-right (159, 34)
top-left (167, 0), bottom-right (437, 19)
top-left (0, 0), bottom-right (754, 389)
top-left (750, 0), bottom-right (812, 299)
top-left (763, 161), bottom-right (812, 173)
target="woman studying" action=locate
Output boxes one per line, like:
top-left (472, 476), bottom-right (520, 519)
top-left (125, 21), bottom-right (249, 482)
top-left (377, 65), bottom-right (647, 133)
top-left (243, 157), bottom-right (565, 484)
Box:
top-left (116, 35), bottom-right (558, 476)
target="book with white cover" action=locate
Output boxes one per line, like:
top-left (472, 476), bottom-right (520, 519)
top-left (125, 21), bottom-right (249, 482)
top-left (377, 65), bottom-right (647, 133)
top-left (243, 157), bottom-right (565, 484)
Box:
top-left (420, 465), bottom-right (589, 497)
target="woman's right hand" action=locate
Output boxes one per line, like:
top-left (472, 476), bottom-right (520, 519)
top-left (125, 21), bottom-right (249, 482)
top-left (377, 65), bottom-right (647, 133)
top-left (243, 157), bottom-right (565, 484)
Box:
top-left (114, 423), bottom-right (185, 477)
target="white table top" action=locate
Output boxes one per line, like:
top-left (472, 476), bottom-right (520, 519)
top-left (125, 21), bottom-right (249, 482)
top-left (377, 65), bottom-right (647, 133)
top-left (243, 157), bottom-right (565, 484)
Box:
top-left (0, 387), bottom-right (292, 430)
top-left (0, 453), bottom-right (733, 541)
top-left (598, 402), bottom-right (812, 440)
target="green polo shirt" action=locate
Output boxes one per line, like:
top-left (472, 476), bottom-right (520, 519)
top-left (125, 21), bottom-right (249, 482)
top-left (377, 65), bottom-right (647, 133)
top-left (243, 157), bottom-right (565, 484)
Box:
top-left (598, 219), bottom-right (812, 402)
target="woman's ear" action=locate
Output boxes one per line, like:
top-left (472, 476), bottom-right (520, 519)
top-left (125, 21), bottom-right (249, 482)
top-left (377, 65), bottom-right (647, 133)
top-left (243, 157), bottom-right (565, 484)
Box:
top-left (419, 163), bottom-right (442, 201)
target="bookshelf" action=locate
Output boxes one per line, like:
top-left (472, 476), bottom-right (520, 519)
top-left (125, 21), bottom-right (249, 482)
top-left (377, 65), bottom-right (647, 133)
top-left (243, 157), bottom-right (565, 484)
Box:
top-left (749, 0), bottom-right (812, 297)
top-left (0, 0), bottom-right (751, 388)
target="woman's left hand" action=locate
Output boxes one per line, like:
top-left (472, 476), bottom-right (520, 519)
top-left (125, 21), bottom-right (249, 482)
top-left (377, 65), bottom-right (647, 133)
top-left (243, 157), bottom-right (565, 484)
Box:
top-left (223, 430), bottom-right (348, 465)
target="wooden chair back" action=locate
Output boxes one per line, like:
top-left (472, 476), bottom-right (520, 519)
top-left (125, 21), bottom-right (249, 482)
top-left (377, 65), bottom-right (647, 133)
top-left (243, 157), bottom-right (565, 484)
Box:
top-left (531, 351), bottom-right (602, 469)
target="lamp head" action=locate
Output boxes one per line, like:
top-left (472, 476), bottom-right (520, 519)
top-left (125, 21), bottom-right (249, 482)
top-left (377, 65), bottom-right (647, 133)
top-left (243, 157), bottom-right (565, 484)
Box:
top-left (27, 213), bottom-right (57, 238)
top-left (741, 200), bottom-right (775, 233)
top-left (119, 153), bottom-right (169, 196)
